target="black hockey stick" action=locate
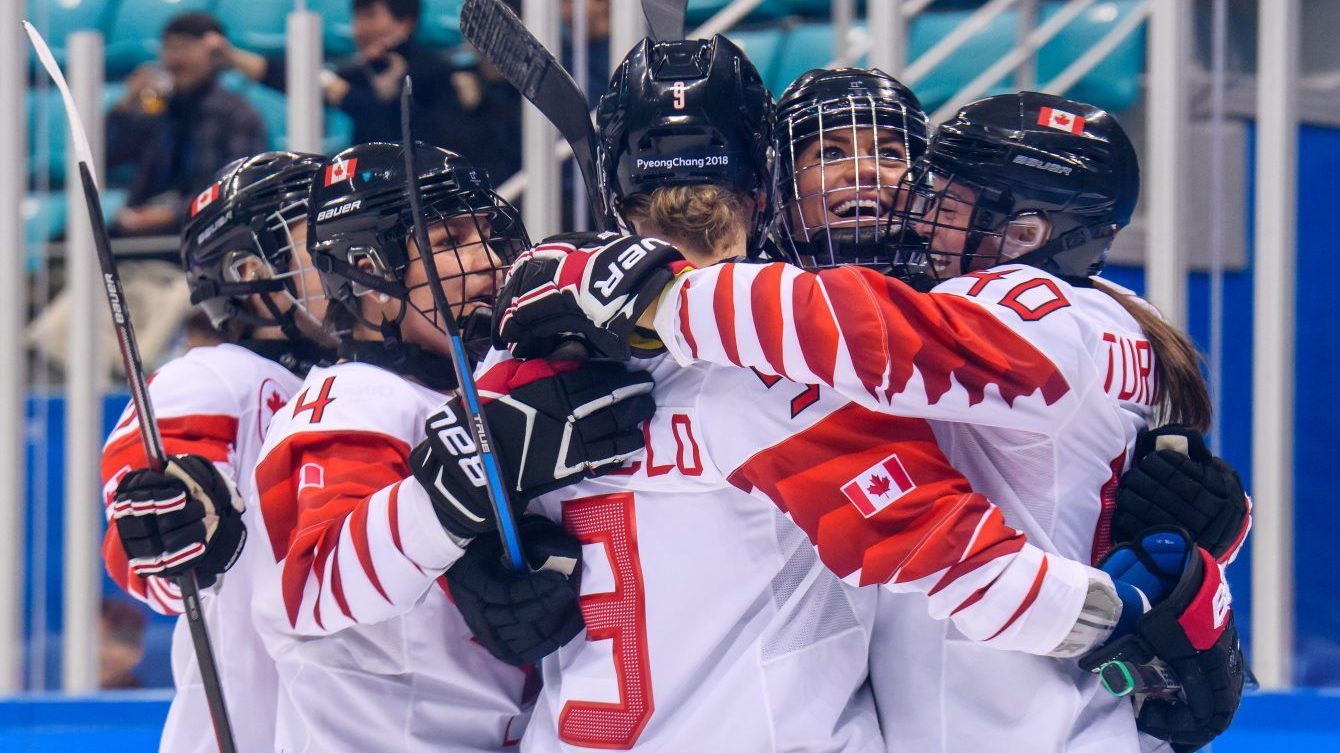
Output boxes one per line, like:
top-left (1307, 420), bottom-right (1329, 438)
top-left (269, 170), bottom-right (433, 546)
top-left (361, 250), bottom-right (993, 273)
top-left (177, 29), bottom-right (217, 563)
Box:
top-left (460, 0), bottom-right (614, 229)
top-left (642, 0), bottom-right (689, 40)
top-left (23, 22), bottom-right (238, 753)
top-left (400, 79), bottom-right (526, 571)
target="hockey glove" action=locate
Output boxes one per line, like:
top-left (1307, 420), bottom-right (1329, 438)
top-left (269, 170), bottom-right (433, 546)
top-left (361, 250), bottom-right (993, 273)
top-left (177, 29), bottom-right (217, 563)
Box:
top-left (447, 514), bottom-right (584, 665)
top-left (410, 360), bottom-right (656, 540)
top-left (1115, 426), bottom-right (1251, 564)
top-left (111, 454), bottom-right (246, 588)
top-left (493, 232), bottom-right (684, 360)
top-left (1080, 527), bottom-right (1245, 752)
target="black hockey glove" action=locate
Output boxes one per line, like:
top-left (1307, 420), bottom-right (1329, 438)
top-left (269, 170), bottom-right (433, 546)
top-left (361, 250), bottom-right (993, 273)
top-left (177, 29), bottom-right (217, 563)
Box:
top-left (447, 514), bottom-right (584, 666)
top-left (410, 360), bottom-right (655, 540)
top-left (1080, 527), bottom-right (1245, 752)
top-left (1115, 426), bottom-right (1250, 564)
top-left (111, 454), bottom-right (246, 588)
top-left (493, 232), bottom-right (685, 360)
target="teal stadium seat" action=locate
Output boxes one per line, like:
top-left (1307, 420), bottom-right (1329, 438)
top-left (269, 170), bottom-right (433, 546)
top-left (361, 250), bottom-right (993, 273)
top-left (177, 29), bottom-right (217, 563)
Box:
top-left (724, 27), bottom-right (784, 92)
top-left (220, 72), bottom-right (355, 155)
top-left (1037, 0), bottom-right (1145, 112)
top-left (104, 0), bottom-right (217, 76)
top-left (214, 0), bottom-right (288, 55)
top-left (309, 0), bottom-right (356, 58)
top-left (22, 193), bottom-right (66, 264)
top-left (687, 0), bottom-right (789, 27)
top-left (419, 0), bottom-right (464, 50)
top-left (906, 7), bottom-right (1016, 113)
top-left (27, 82), bottom-right (128, 188)
top-left (767, 21), bottom-right (865, 95)
top-left (23, 0), bottom-right (119, 63)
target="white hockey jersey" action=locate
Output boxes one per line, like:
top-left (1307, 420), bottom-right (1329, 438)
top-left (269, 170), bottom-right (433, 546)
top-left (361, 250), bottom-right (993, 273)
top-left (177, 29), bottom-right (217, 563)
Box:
top-left (101, 342), bottom-right (301, 753)
top-left (250, 360), bottom-right (530, 753)
top-left (482, 352), bottom-right (882, 753)
top-left (652, 262), bottom-right (1163, 751)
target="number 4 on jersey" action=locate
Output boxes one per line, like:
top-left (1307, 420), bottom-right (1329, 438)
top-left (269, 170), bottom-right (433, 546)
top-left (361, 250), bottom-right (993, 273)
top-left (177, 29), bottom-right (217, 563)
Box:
top-left (293, 376), bottom-right (336, 424)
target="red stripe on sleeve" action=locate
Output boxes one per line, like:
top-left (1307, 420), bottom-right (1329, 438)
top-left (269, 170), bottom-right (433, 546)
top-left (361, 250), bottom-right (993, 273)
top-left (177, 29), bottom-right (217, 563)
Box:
top-left (801, 266), bottom-right (1070, 407)
top-left (750, 263), bottom-right (789, 377)
top-left (328, 541), bottom-right (354, 621)
top-left (727, 405), bottom-right (1028, 589)
top-left (678, 277), bottom-right (699, 359)
top-left (791, 270), bottom-right (840, 388)
top-left (348, 499), bottom-right (391, 604)
top-left (713, 264), bottom-right (742, 367)
top-left (985, 557), bottom-right (1050, 642)
top-left (256, 431), bottom-right (411, 628)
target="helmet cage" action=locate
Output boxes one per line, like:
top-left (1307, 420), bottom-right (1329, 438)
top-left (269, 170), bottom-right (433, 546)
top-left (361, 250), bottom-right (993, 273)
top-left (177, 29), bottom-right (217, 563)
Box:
top-left (312, 180), bottom-right (525, 343)
top-left (887, 159), bottom-right (1120, 289)
top-left (778, 92), bottom-right (928, 270)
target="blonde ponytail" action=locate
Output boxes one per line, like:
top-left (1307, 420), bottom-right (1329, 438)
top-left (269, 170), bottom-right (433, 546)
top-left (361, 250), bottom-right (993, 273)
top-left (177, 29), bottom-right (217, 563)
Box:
top-left (621, 185), bottom-right (750, 259)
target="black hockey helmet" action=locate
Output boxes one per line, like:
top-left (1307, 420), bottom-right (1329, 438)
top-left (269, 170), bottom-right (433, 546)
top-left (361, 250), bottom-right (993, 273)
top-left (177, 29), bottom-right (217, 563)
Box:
top-left (597, 35), bottom-right (776, 255)
top-left (181, 150), bottom-right (325, 338)
top-left (775, 68), bottom-right (928, 269)
top-left (308, 142), bottom-right (527, 373)
top-left (888, 91), bottom-right (1139, 288)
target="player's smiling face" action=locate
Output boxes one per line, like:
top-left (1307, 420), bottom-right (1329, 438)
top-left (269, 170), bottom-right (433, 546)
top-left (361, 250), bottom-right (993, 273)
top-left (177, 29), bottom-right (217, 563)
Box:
top-left (788, 126), bottom-right (910, 241)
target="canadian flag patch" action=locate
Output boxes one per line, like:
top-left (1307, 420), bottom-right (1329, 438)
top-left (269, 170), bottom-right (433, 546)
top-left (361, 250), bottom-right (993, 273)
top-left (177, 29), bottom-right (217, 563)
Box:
top-left (298, 462), bottom-right (325, 492)
top-left (841, 453), bottom-right (917, 518)
top-left (324, 157), bottom-right (358, 187)
top-left (1038, 106), bottom-right (1085, 134)
top-left (191, 183), bottom-right (220, 217)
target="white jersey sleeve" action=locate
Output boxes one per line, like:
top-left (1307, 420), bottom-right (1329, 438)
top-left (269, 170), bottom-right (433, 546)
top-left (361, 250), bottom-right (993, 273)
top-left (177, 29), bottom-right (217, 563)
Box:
top-left (254, 363), bottom-right (466, 636)
top-left (652, 262), bottom-right (1154, 434)
top-left (695, 366), bottom-right (1099, 656)
top-left (100, 346), bottom-right (253, 614)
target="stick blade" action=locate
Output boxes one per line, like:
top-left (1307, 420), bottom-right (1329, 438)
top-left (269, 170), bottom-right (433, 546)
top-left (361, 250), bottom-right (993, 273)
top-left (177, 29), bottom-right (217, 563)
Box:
top-left (642, 0), bottom-right (688, 41)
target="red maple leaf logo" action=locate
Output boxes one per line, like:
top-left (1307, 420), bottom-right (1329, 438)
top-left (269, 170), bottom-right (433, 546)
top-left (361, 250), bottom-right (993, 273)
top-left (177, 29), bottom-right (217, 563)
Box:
top-left (266, 390), bottom-right (286, 414)
top-left (866, 474), bottom-right (893, 498)
top-left (1054, 113), bottom-right (1070, 126)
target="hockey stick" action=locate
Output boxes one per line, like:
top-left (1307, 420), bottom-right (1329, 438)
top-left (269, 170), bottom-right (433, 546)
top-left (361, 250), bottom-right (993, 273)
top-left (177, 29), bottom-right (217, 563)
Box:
top-left (400, 79), bottom-right (526, 571)
top-left (460, 0), bottom-right (614, 229)
top-left (642, 0), bottom-right (689, 41)
top-left (23, 22), bottom-right (238, 753)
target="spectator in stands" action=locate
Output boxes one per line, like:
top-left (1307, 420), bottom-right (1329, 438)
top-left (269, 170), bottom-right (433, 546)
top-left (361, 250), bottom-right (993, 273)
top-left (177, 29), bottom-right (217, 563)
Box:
top-left (218, 0), bottom-right (521, 182)
top-left (99, 599), bottom-right (147, 689)
top-left (106, 13), bottom-right (266, 237)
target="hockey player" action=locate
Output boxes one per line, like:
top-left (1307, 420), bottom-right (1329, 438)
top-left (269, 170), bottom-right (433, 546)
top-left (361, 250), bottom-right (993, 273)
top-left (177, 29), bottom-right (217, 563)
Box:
top-left (102, 151), bottom-right (337, 753)
top-left (493, 91), bottom-right (1247, 752)
top-left (478, 38), bottom-right (1240, 752)
top-left (250, 142), bottom-right (654, 752)
top-left (774, 67), bottom-right (928, 269)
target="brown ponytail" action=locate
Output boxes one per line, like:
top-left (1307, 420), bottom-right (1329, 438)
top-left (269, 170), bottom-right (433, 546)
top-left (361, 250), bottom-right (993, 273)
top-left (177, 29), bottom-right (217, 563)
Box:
top-left (621, 184), bottom-right (750, 260)
top-left (1092, 279), bottom-right (1212, 433)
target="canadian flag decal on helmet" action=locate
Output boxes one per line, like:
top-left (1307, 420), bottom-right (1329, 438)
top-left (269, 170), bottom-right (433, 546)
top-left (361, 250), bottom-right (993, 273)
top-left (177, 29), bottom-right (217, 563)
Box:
top-left (841, 453), bottom-right (917, 518)
top-left (1038, 107), bottom-right (1085, 135)
top-left (324, 157), bottom-right (359, 187)
top-left (191, 184), bottom-right (219, 217)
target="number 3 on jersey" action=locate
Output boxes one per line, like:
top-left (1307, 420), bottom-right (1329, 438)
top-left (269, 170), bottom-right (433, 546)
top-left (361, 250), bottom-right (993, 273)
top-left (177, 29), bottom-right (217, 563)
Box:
top-left (559, 493), bottom-right (654, 749)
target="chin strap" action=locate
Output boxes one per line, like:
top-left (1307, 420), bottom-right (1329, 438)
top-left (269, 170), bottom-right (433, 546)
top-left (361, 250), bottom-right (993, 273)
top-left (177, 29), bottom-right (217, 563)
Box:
top-left (338, 320), bottom-right (461, 391)
top-left (237, 338), bottom-right (335, 377)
